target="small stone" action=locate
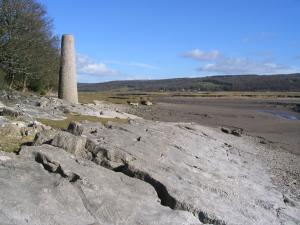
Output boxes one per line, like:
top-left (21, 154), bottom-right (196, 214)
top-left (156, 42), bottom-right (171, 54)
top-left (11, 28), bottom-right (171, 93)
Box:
top-left (0, 107), bottom-right (22, 117)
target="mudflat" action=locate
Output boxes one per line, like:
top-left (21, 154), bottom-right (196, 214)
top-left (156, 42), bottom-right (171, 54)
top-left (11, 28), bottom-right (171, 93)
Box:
top-left (133, 96), bottom-right (300, 155)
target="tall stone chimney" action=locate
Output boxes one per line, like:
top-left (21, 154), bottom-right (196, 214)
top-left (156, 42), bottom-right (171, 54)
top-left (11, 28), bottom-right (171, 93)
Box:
top-left (58, 34), bottom-right (78, 104)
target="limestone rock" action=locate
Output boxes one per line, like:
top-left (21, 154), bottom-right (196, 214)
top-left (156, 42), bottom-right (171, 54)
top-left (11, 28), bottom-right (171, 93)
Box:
top-left (145, 100), bottom-right (153, 105)
top-left (33, 129), bottom-right (57, 146)
top-left (67, 121), bottom-right (106, 138)
top-left (51, 131), bottom-right (89, 158)
top-left (0, 123), bottom-right (23, 136)
top-left (221, 126), bottom-right (243, 137)
top-left (0, 107), bottom-right (23, 117)
top-left (141, 100), bottom-right (153, 106)
top-left (0, 146), bottom-right (202, 225)
top-left (37, 97), bottom-right (49, 108)
top-left (129, 102), bottom-right (139, 107)
top-left (0, 90), bottom-right (299, 225)
top-left (76, 120), bottom-right (300, 225)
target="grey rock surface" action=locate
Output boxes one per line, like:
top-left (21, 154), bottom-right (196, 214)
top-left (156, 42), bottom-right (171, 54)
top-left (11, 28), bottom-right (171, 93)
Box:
top-left (51, 131), bottom-right (90, 159)
top-left (32, 129), bottom-right (57, 146)
top-left (0, 92), bottom-right (299, 225)
top-left (0, 146), bottom-right (201, 225)
top-left (71, 120), bottom-right (300, 225)
top-left (0, 107), bottom-right (23, 117)
top-left (0, 91), bottom-right (138, 122)
top-left (0, 119), bottom-right (51, 140)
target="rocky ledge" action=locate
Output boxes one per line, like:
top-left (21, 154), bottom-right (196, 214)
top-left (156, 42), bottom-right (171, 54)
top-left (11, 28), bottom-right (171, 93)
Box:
top-left (0, 91), bottom-right (299, 225)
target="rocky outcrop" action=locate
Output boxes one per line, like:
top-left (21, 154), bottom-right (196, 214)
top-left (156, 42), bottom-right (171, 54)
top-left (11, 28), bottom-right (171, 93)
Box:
top-left (0, 118), bottom-right (51, 152)
top-left (0, 91), bottom-right (299, 225)
top-left (0, 91), bottom-right (138, 122)
top-left (0, 146), bottom-right (201, 225)
top-left (66, 120), bottom-right (300, 225)
top-left (25, 119), bottom-right (300, 225)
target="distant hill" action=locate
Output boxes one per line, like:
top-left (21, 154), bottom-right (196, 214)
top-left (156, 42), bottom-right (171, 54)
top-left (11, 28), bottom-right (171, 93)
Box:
top-left (78, 74), bottom-right (300, 92)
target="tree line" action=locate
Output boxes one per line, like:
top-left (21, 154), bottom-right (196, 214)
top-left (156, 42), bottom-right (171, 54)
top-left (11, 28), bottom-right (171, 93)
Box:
top-left (0, 0), bottom-right (59, 94)
top-left (78, 74), bottom-right (300, 92)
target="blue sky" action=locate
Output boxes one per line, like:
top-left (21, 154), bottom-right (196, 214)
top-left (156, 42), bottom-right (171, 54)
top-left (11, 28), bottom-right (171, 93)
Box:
top-left (40, 0), bottom-right (300, 83)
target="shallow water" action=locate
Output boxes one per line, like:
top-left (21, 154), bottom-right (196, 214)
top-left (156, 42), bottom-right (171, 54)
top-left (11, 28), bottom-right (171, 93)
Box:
top-left (257, 109), bottom-right (300, 121)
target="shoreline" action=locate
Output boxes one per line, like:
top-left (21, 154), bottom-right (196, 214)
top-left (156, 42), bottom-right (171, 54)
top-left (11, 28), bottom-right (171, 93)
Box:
top-left (129, 96), bottom-right (300, 155)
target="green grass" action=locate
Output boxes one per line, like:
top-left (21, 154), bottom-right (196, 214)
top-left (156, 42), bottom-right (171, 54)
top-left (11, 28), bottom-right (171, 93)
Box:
top-left (0, 113), bottom-right (128, 152)
top-left (0, 116), bottom-right (33, 152)
top-left (0, 135), bottom-right (34, 153)
top-left (38, 113), bottom-right (129, 130)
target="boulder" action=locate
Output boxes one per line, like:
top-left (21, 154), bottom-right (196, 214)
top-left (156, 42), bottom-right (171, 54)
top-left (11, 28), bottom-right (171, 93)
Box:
top-left (141, 100), bottom-right (153, 106)
top-left (33, 129), bottom-right (57, 146)
top-left (0, 107), bottom-right (23, 117)
top-left (68, 121), bottom-right (104, 136)
top-left (67, 121), bottom-right (83, 135)
top-left (129, 102), bottom-right (139, 107)
top-left (221, 126), bottom-right (243, 137)
top-left (51, 131), bottom-right (89, 159)
top-left (37, 98), bottom-right (49, 108)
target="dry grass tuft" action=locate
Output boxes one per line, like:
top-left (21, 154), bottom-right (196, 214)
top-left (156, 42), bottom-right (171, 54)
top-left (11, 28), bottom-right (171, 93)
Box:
top-left (38, 113), bottom-right (128, 130)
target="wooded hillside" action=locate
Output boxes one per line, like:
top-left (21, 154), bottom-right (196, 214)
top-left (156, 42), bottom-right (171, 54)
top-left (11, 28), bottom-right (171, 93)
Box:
top-left (78, 74), bottom-right (300, 92)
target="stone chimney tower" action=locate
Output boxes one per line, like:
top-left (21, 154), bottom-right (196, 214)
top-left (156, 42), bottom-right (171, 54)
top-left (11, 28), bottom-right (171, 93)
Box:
top-left (58, 34), bottom-right (78, 104)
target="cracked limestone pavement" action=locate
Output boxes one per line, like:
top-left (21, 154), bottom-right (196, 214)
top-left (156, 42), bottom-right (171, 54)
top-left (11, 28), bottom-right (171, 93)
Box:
top-left (0, 91), bottom-right (299, 225)
top-left (0, 146), bottom-right (201, 225)
top-left (65, 119), bottom-right (300, 225)
top-left (0, 119), bottom-right (299, 225)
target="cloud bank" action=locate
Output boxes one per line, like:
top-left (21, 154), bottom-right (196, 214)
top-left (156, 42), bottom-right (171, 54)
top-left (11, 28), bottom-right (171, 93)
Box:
top-left (77, 54), bottom-right (118, 76)
top-left (198, 58), bottom-right (291, 74)
top-left (182, 49), bottom-right (221, 61)
top-left (104, 60), bottom-right (158, 70)
top-left (183, 49), bottom-right (298, 75)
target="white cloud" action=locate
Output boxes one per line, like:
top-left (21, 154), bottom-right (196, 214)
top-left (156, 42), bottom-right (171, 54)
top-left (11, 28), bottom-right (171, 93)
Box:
top-left (183, 49), bottom-right (299, 74)
top-left (104, 60), bottom-right (158, 69)
top-left (182, 49), bottom-right (221, 61)
top-left (128, 62), bottom-right (158, 69)
top-left (198, 57), bottom-right (296, 74)
top-left (77, 54), bottom-right (118, 76)
top-left (123, 75), bottom-right (152, 80)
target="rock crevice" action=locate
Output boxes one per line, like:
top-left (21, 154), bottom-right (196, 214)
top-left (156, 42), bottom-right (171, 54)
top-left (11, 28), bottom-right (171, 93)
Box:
top-left (34, 151), bottom-right (101, 224)
top-left (112, 163), bottom-right (226, 225)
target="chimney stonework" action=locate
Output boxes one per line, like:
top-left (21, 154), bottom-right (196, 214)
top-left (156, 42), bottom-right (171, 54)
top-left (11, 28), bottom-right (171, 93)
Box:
top-left (58, 34), bottom-right (78, 104)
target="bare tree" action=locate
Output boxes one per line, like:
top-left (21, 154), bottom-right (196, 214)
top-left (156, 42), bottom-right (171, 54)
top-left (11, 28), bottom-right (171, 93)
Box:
top-left (0, 0), bottom-right (59, 93)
